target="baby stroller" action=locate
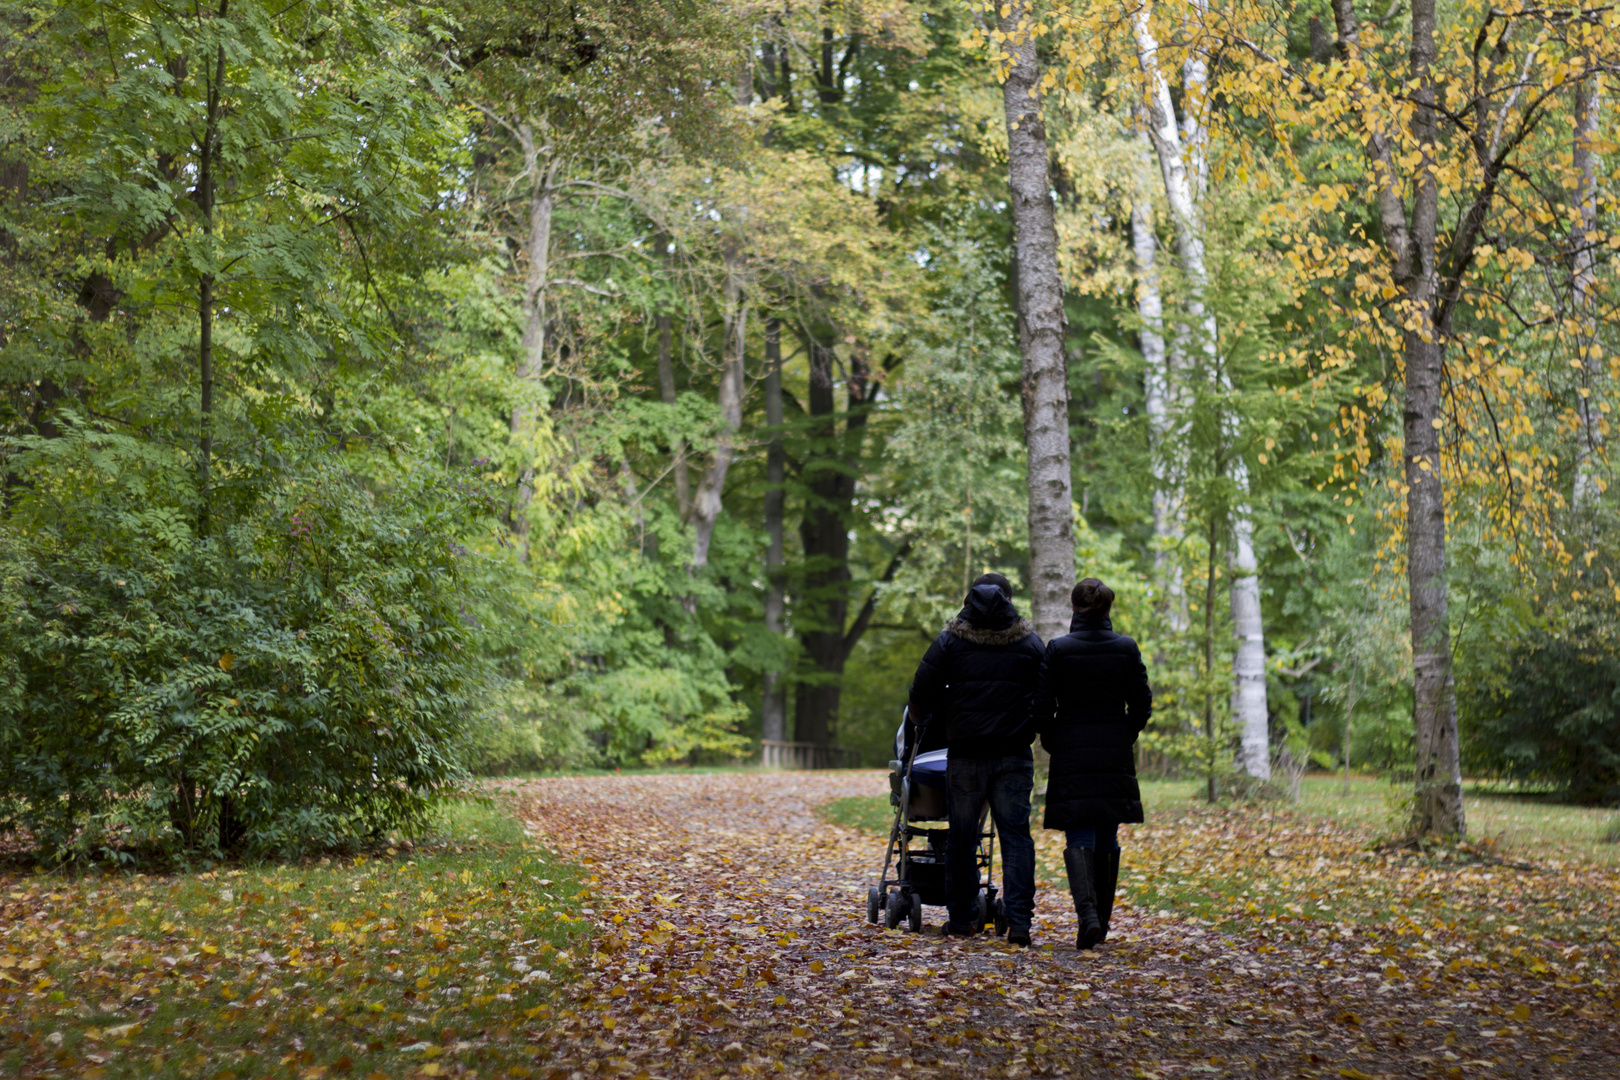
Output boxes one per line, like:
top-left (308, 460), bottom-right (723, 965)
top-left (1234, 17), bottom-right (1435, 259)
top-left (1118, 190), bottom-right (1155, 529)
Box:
top-left (866, 707), bottom-right (1009, 934)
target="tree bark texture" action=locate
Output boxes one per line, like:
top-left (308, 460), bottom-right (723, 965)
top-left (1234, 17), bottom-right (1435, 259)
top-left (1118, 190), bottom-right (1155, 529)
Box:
top-left (1229, 514), bottom-right (1269, 779)
top-left (690, 238), bottom-right (746, 572)
top-left (794, 334), bottom-right (853, 747)
top-left (762, 316), bottom-right (788, 744)
top-left (999, 2), bottom-right (1074, 646)
top-left (1404, 0), bottom-right (1465, 836)
top-left (1572, 73), bottom-right (1605, 507)
top-left (509, 121), bottom-right (556, 552)
top-left (197, 42), bottom-right (224, 525)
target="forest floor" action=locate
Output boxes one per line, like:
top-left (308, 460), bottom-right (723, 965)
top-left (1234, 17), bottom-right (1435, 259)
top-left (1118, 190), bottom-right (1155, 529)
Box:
top-left (508, 770), bottom-right (1620, 1080)
top-left (3, 772), bottom-right (1616, 1079)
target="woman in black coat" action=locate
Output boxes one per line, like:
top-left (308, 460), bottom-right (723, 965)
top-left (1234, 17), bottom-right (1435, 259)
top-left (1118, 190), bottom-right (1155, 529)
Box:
top-left (1031, 577), bottom-right (1152, 950)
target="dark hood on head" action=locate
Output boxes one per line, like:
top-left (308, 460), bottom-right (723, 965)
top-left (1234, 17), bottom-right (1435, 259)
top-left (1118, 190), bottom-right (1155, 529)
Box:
top-left (957, 582), bottom-right (1018, 632)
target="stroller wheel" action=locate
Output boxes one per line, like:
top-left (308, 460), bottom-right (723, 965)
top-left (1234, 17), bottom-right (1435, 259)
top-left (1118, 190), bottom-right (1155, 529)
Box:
top-left (866, 887), bottom-right (883, 925)
top-left (975, 888), bottom-right (992, 935)
top-left (907, 892), bottom-right (923, 934)
top-left (884, 889), bottom-right (906, 930)
top-left (993, 896), bottom-right (1009, 938)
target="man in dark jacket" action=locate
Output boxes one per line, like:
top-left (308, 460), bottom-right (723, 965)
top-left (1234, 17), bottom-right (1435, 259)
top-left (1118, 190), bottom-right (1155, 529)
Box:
top-left (1031, 577), bottom-right (1152, 950)
top-left (908, 573), bottom-right (1043, 945)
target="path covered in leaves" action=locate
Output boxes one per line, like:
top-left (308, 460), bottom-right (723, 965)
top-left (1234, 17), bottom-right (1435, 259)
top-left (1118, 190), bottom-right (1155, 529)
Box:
top-left (508, 771), bottom-right (1619, 1080)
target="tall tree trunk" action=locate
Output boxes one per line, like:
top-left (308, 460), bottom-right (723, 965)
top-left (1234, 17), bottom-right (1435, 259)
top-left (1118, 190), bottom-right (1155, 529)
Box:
top-left (1229, 515), bottom-right (1269, 778)
top-left (197, 41), bottom-right (224, 528)
top-left (1134, 4), bottom-right (1270, 778)
top-left (999, 1), bottom-right (1074, 645)
top-left (762, 316), bottom-right (789, 744)
top-left (794, 333), bottom-right (849, 748)
top-left (656, 310), bottom-right (692, 521)
top-left (1402, 0), bottom-right (1464, 836)
top-left (1132, 131), bottom-right (1187, 635)
top-left (1572, 72), bottom-right (1604, 507)
top-left (510, 120), bottom-right (556, 555)
top-left (690, 239), bottom-right (746, 573)
top-left (1330, 0), bottom-right (1463, 837)
top-left (793, 335), bottom-right (887, 750)
top-left (1202, 513), bottom-right (1221, 803)
top-left (688, 60), bottom-right (754, 576)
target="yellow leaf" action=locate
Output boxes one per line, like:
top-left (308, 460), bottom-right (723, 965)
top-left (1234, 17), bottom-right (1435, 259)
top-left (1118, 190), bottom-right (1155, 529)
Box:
top-left (1514, 1004), bottom-right (1530, 1021)
top-left (219, 652), bottom-right (235, 671)
top-left (809, 960), bottom-right (824, 974)
top-left (1339, 1070), bottom-right (1374, 1079)
top-left (602, 1017), bottom-right (617, 1030)
top-left (773, 994), bottom-right (787, 1006)
top-left (329, 921), bottom-right (348, 934)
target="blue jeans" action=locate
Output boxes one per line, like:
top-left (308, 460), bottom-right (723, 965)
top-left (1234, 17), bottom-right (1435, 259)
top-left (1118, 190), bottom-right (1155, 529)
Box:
top-left (1065, 823), bottom-right (1120, 852)
top-left (946, 755), bottom-right (1035, 932)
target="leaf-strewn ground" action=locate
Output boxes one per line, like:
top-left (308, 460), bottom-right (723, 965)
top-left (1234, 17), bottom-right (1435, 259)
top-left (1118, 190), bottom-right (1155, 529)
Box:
top-left (511, 771), bottom-right (1620, 1080)
top-left (0, 801), bottom-right (591, 1078)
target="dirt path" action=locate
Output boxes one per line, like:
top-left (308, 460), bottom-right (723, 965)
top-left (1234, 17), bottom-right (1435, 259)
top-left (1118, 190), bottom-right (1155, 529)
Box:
top-left (504, 772), bottom-right (1617, 1079)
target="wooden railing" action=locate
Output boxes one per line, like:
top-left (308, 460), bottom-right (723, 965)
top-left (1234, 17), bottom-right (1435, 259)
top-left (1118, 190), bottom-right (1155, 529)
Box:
top-left (759, 740), bottom-right (860, 770)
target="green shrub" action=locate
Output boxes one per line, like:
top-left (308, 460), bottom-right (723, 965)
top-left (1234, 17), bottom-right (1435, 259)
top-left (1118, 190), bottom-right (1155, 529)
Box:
top-left (1461, 635), bottom-right (1620, 806)
top-left (0, 424), bottom-right (501, 861)
top-left (463, 690), bottom-right (602, 775)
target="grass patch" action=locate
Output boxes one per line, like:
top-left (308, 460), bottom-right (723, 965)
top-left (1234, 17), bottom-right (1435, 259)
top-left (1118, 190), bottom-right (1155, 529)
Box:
top-left (0, 792), bottom-right (593, 1078)
top-left (818, 795), bottom-right (896, 836)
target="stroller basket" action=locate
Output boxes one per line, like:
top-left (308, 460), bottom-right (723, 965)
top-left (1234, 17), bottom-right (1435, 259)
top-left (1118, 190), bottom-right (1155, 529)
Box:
top-left (866, 708), bottom-right (1008, 935)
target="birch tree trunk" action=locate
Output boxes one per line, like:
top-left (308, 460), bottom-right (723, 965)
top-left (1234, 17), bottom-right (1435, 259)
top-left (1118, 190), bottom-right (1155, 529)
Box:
top-left (1133, 4), bottom-right (1270, 778)
top-left (510, 120), bottom-right (556, 555)
top-left (999, 1), bottom-right (1074, 645)
top-left (1228, 515), bottom-right (1269, 778)
top-left (762, 315), bottom-right (788, 744)
top-left (1132, 132), bottom-right (1187, 634)
top-left (1572, 72), bottom-right (1605, 508)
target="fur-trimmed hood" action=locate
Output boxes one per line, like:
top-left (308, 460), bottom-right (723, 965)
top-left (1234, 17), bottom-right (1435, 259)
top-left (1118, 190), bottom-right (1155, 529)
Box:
top-left (946, 617), bottom-right (1037, 646)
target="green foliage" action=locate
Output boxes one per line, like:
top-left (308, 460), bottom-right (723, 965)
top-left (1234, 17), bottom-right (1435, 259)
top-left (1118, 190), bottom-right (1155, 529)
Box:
top-left (1462, 639), bottom-right (1620, 805)
top-left (0, 0), bottom-right (504, 859)
top-left (0, 424), bottom-right (500, 860)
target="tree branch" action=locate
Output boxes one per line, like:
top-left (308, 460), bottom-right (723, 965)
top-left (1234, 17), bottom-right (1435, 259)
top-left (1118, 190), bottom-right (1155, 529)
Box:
top-left (843, 538), bottom-right (914, 655)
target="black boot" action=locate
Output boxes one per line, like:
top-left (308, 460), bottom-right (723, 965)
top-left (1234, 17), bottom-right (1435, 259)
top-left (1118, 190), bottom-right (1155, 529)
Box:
top-left (1064, 847), bottom-right (1103, 950)
top-left (1093, 849), bottom-right (1120, 943)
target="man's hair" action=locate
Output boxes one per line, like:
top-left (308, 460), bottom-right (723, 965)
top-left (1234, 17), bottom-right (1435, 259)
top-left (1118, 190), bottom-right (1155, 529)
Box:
top-left (1071, 577), bottom-right (1114, 616)
top-left (971, 572), bottom-right (1012, 598)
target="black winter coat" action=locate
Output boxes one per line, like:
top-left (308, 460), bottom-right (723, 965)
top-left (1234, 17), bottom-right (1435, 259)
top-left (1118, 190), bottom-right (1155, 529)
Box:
top-left (1032, 611), bottom-right (1153, 827)
top-left (908, 584), bottom-right (1045, 760)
